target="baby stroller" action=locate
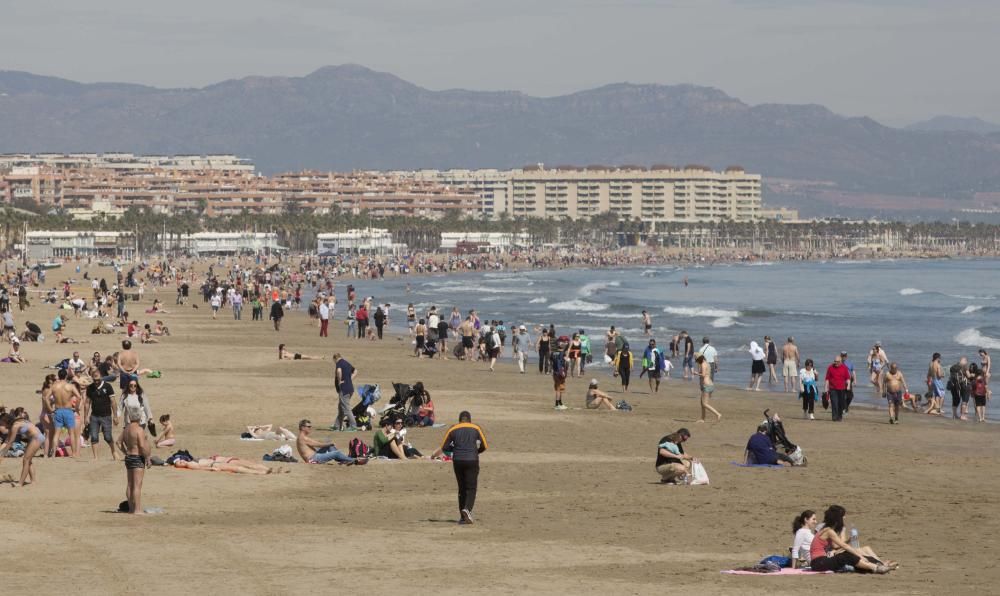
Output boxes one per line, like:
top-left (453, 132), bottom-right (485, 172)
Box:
top-left (762, 409), bottom-right (807, 466)
top-left (350, 384), bottom-right (382, 431)
top-left (378, 382), bottom-right (412, 426)
top-left (422, 337), bottom-right (438, 359)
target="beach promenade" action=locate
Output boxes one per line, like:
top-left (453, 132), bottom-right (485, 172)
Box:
top-left (2, 272), bottom-right (998, 595)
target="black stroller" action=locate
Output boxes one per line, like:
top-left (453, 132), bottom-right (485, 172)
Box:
top-left (422, 337), bottom-right (439, 359)
top-left (379, 382), bottom-right (414, 427)
top-left (762, 409), bottom-right (807, 466)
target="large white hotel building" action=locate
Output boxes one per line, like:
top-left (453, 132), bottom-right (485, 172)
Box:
top-left (410, 164), bottom-right (763, 222)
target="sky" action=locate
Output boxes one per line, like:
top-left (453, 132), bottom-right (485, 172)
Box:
top-left (2, 0), bottom-right (998, 126)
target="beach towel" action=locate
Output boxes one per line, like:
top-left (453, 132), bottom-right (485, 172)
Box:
top-left (721, 568), bottom-right (832, 576)
top-left (731, 462), bottom-right (786, 469)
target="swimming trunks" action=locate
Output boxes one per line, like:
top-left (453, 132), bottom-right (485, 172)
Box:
top-left (53, 407), bottom-right (76, 430)
top-left (124, 454), bottom-right (146, 469)
top-left (783, 360), bottom-right (797, 377)
top-left (885, 390), bottom-right (902, 406)
top-left (702, 384), bottom-right (715, 395)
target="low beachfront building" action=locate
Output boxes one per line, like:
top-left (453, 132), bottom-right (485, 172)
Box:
top-left (26, 230), bottom-right (136, 261)
top-left (316, 229), bottom-right (406, 256)
top-left (157, 232), bottom-right (284, 255)
top-left (439, 232), bottom-right (531, 252)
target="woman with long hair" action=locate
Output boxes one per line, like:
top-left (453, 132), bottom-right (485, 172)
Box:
top-left (809, 505), bottom-right (896, 573)
top-left (791, 510), bottom-right (817, 568)
top-left (614, 342), bottom-right (633, 392)
top-left (0, 412), bottom-right (46, 486)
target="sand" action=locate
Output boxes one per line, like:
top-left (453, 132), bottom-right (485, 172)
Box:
top-left (3, 271), bottom-right (998, 595)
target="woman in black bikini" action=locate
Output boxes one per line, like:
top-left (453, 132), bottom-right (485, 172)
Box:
top-left (278, 344), bottom-right (322, 361)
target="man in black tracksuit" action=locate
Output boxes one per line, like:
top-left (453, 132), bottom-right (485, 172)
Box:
top-left (433, 410), bottom-right (488, 525)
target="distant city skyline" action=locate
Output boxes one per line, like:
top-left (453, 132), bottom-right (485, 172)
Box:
top-left (1, 0), bottom-right (998, 127)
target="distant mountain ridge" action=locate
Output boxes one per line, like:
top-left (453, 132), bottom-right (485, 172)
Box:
top-left (2, 64), bottom-right (1000, 198)
top-left (907, 115), bottom-right (1000, 135)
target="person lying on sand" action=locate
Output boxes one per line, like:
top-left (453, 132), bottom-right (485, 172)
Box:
top-left (246, 424), bottom-right (296, 440)
top-left (173, 456), bottom-right (284, 474)
top-left (278, 344), bottom-right (323, 361)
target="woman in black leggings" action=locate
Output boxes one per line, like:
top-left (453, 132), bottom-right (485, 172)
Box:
top-left (536, 329), bottom-right (551, 374)
top-left (808, 505), bottom-right (896, 574)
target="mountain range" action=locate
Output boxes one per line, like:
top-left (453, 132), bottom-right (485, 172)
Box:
top-left (906, 115), bottom-right (1000, 135)
top-left (2, 64), bottom-right (1000, 202)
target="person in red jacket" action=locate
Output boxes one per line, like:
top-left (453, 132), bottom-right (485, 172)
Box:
top-left (824, 354), bottom-right (852, 422)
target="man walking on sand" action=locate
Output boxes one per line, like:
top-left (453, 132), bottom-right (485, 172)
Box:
top-left (333, 353), bottom-right (358, 431)
top-left (824, 354), bottom-right (852, 422)
top-left (432, 411), bottom-right (488, 525)
top-left (782, 337), bottom-right (800, 393)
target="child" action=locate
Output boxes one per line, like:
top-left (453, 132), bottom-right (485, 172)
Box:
top-left (664, 357), bottom-right (675, 379)
top-left (972, 371), bottom-right (989, 423)
top-left (155, 414), bottom-right (175, 447)
top-left (118, 406), bottom-right (150, 514)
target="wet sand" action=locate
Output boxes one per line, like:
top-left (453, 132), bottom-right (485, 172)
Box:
top-left (2, 276), bottom-right (998, 595)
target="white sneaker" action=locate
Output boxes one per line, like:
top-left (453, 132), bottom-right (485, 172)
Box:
top-left (554, 404), bottom-right (568, 410)
top-left (809, 414), bottom-right (815, 420)
top-left (460, 508), bottom-right (474, 524)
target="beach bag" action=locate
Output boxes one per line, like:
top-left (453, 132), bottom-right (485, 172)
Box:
top-left (348, 437), bottom-right (371, 459)
top-left (821, 391), bottom-right (830, 410)
top-left (690, 461), bottom-right (710, 485)
top-left (615, 399), bottom-right (632, 412)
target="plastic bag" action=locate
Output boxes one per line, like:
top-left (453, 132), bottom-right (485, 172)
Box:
top-left (690, 461), bottom-right (710, 485)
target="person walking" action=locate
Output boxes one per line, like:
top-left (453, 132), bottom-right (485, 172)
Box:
top-left (824, 354), bottom-right (852, 422)
top-left (695, 336), bottom-right (718, 382)
top-left (333, 352), bottom-right (358, 431)
top-left (269, 300), bottom-right (284, 332)
top-left (319, 299), bottom-right (330, 337)
top-left (432, 411), bottom-right (488, 525)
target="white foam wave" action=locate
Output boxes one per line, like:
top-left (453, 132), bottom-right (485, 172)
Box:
top-left (746, 262), bottom-right (775, 266)
top-left (955, 327), bottom-right (1000, 350)
top-left (548, 299), bottom-right (609, 312)
top-left (948, 294), bottom-right (996, 300)
top-left (962, 305), bottom-right (985, 314)
top-left (529, 297), bottom-right (548, 304)
top-left (583, 311), bottom-right (641, 319)
top-left (710, 317), bottom-right (738, 328)
top-left (640, 270), bottom-right (659, 277)
top-left (899, 288), bottom-right (923, 296)
top-left (429, 283), bottom-right (534, 295)
top-left (579, 281), bottom-right (620, 297)
top-left (663, 306), bottom-right (741, 319)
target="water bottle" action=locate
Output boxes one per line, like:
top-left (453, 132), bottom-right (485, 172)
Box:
top-left (850, 527), bottom-right (860, 549)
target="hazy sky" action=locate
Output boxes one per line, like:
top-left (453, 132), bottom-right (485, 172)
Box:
top-left (2, 0), bottom-right (998, 126)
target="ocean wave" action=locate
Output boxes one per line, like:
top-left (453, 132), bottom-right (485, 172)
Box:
top-left (947, 293), bottom-right (996, 300)
top-left (579, 281), bottom-right (620, 297)
top-left (583, 311), bottom-right (641, 319)
top-left (548, 299), bottom-right (609, 312)
top-left (663, 306), bottom-right (741, 319)
top-left (962, 305), bottom-right (985, 314)
top-left (899, 288), bottom-right (923, 296)
top-left (955, 327), bottom-right (1000, 350)
top-left (746, 262), bottom-right (775, 266)
top-left (529, 297), bottom-right (548, 304)
top-left (640, 270), bottom-right (659, 277)
top-left (711, 316), bottom-right (739, 328)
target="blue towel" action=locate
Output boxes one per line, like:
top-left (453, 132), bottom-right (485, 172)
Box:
top-left (731, 461), bottom-right (785, 469)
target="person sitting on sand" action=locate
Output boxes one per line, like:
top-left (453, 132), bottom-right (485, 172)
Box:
top-left (278, 344), bottom-right (322, 361)
top-left (2, 337), bottom-right (26, 363)
top-left (173, 456), bottom-right (283, 474)
top-left (152, 320), bottom-right (170, 336)
top-left (404, 382), bottom-right (435, 426)
top-left (295, 419), bottom-right (365, 465)
top-left (791, 510), bottom-right (818, 568)
top-left (140, 324), bottom-right (159, 344)
top-left (373, 417), bottom-right (422, 459)
top-left (744, 422), bottom-right (793, 465)
top-left (246, 424), bottom-right (297, 440)
top-left (808, 505), bottom-right (897, 574)
top-left (655, 428), bottom-right (693, 484)
top-left (585, 379), bottom-right (618, 410)
top-left (155, 414), bottom-right (175, 448)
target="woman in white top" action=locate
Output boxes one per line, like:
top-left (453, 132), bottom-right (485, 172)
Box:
top-left (798, 358), bottom-right (819, 420)
top-left (747, 341), bottom-right (766, 391)
top-left (791, 509), bottom-right (818, 568)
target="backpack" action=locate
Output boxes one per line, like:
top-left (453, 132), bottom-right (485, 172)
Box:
top-left (348, 437), bottom-right (371, 459)
top-left (973, 378), bottom-right (987, 397)
top-left (551, 352), bottom-right (567, 379)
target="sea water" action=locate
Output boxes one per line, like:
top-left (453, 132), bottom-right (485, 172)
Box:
top-left (341, 258), bottom-right (1000, 414)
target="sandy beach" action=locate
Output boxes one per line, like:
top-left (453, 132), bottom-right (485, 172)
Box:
top-left (2, 270), bottom-right (998, 596)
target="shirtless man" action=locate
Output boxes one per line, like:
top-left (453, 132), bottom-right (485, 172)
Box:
top-left (295, 419), bottom-right (365, 465)
top-left (782, 337), bottom-right (801, 393)
top-left (116, 339), bottom-right (140, 390)
top-left (459, 316), bottom-right (476, 362)
top-left (641, 310), bottom-right (652, 336)
top-left (51, 368), bottom-right (82, 457)
top-left (118, 406), bottom-right (151, 514)
top-left (880, 362), bottom-right (908, 425)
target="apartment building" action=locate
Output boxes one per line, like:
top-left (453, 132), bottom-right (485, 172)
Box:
top-left (507, 165), bottom-right (761, 222)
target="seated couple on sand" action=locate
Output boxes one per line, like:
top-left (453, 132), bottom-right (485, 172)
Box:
top-left (372, 416), bottom-right (424, 459)
top-left (790, 506), bottom-right (898, 574)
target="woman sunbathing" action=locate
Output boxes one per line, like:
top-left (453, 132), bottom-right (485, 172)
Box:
top-left (173, 456), bottom-right (285, 475)
top-left (246, 424), bottom-right (296, 440)
top-left (278, 344), bottom-right (322, 361)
